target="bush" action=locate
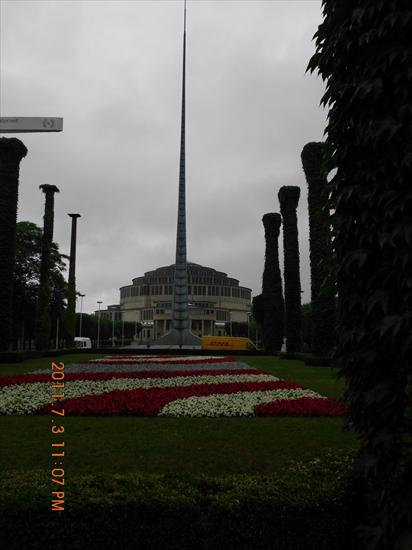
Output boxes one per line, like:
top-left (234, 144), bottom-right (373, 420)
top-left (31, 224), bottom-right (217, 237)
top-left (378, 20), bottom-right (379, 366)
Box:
top-left (0, 454), bottom-right (355, 550)
top-left (0, 352), bottom-right (24, 364)
top-left (305, 356), bottom-right (331, 367)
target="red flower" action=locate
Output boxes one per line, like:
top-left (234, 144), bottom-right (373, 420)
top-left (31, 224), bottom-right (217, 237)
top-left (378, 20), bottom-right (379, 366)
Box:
top-left (35, 380), bottom-right (304, 416)
top-left (255, 397), bottom-right (348, 417)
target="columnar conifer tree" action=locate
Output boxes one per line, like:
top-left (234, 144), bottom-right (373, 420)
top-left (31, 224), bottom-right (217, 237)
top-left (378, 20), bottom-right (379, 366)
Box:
top-left (301, 142), bottom-right (336, 356)
top-left (35, 184), bottom-right (60, 350)
top-left (262, 213), bottom-right (284, 353)
top-left (308, 1), bottom-right (412, 547)
top-left (66, 213), bottom-right (81, 348)
top-left (278, 186), bottom-right (302, 352)
top-left (0, 138), bottom-right (28, 351)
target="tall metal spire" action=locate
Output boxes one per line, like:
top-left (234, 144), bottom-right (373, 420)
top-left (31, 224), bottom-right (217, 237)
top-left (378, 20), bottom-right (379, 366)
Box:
top-left (156, 0), bottom-right (200, 348)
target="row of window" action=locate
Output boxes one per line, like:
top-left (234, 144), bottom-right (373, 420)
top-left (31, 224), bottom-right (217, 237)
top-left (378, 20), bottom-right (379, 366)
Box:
top-left (99, 311), bottom-right (122, 321)
top-left (141, 309), bottom-right (232, 321)
top-left (121, 285), bottom-right (251, 300)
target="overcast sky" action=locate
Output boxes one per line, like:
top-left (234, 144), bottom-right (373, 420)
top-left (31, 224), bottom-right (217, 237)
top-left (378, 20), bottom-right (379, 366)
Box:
top-left (1, 0), bottom-right (326, 315)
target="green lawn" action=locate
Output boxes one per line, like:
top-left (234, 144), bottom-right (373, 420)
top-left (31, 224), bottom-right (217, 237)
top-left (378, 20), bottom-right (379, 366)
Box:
top-left (0, 354), bottom-right (359, 476)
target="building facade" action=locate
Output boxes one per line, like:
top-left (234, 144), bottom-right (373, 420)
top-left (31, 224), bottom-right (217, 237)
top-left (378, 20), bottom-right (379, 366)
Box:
top-left (97, 263), bottom-right (252, 341)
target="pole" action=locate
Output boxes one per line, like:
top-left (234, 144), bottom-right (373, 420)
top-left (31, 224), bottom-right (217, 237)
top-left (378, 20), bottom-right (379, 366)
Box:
top-left (67, 213), bottom-right (81, 346)
top-left (55, 319), bottom-right (59, 350)
top-left (97, 301), bottom-right (102, 348)
top-left (121, 315), bottom-right (124, 347)
top-left (79, 294), bottom-right (85, 337)
top-left (112, 313), bottom-right (115, 348)
top-left (230, 312), bottom-right (233, 337)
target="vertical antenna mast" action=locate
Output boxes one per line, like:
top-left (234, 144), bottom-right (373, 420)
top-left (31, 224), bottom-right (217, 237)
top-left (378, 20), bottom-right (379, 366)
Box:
top-left (154, 0), bottom-right (200, 348)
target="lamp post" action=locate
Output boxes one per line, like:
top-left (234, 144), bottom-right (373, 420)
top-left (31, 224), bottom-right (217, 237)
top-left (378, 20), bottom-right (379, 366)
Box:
top-left (112, 312), bottom-right (115, 348)
top-left (230, 311), bottom-right (233, 337)
top-left (97, 301), bottom-right (102, 348)
top-left (121, 312), bottom-right (125, 347)
top-left (79, 293), bottom-right (85, 337)
top-left (247, 312), bottom-right (252, 340)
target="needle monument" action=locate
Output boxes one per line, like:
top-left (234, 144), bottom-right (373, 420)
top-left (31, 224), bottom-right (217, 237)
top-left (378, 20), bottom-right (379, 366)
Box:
top-left (153, 0), bottom-right (201, 348)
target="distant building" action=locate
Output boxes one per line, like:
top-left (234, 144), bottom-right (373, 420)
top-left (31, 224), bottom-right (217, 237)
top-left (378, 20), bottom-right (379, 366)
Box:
top-left (96, 262), bottom-right (252, 341)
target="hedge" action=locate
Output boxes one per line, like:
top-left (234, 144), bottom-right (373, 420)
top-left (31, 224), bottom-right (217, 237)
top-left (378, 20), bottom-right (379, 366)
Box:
top-left (0, 453), bottom-right (356, 550)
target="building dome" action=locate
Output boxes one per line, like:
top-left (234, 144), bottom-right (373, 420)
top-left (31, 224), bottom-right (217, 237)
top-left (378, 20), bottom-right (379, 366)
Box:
top-left (99, 262), bottom-right (252, 341)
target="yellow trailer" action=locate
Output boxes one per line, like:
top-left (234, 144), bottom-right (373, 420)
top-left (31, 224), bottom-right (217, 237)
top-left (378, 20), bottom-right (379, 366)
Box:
top-left (201, 336), bottom-right (255, 351)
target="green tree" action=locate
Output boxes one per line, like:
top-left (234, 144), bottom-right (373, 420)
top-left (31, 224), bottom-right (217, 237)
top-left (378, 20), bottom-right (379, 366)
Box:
top-left (301, 142), bottom-right (336, 356)
top-left (252, 294), bottom-right (264, 348)
top-left (0, 138), bottom-right (27, 351)
top-left (301, 302), bottom-right (312, 352)
top-left (308, 1), bottom-right (412, 547)
top-left (13, 221), bottom-right (67, 349)
top-left (252, 294), bottom-right (264, 327)
top-left (35, 184), bottom-right (60, 350)
top-left (278, 186), bottom-right (302, 352)
top-left (262, 213), bottom-right (284, 353)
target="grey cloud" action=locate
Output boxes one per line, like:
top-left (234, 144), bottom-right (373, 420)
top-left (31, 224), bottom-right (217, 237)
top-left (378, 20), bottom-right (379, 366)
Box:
top-left (1, 0), bottom-right (324, 314)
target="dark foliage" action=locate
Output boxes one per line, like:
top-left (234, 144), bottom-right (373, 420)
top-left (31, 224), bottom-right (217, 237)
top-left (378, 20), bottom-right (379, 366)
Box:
top-left (0, 138), bottom-right (27, 351)
top-left (13, 221), bottom-right (68, 349)
top-left (301, 303), bottom-right (312, 352)
top-left (301, 142), bottom-right (336, 356)
top-left (0, 467), bottom-right (354, 550)
top-left (308, 1), bottom-right (412, 548)
top-left (252, 294), bottom-right (264, 328)
top-left (261, 213), bottom-right (284, 353)
top-left (224, 321), bottom-right (249, 338)
top-left (278, 186), bottom-right (302, 353)
top-left (35, 185), bottom-right (60, 350)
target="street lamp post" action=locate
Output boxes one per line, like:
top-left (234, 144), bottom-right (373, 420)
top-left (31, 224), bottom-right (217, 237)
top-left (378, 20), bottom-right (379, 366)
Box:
top-left (97, 301), bottom-right (102, 348)
top-left (247, 312), bottom-right (252, 340)
top-left (230, 312), bottom-right (233, 337)
top-left (121, 313), bottom-right (125, 347)
top-left (79, 293), bottom-right (85, 337)
top-left (112, 313), bottom-right (115, 348)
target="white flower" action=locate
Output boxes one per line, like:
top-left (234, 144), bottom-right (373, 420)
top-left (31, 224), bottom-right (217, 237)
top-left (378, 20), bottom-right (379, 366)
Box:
top-left (0, 373), bottom-right (280, 415)
top-left (159, 389), bottom-right (323, 417)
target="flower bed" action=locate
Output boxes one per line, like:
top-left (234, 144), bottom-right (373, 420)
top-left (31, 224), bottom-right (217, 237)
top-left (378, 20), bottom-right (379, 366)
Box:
top-left (0, 355), bottom-right (348, 417)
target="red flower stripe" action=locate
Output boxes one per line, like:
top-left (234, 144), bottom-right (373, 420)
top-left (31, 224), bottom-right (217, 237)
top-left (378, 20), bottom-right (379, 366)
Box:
top-left (34, 380), bottom-right (305, 416)
top-left (0, 369), bottom-right (265, 388)
top-left (94, 355), bottom-right (210, 360)
top-left (255, 397), bottom-right (348, 417)
top-left (80, 357), bottom-right (237, 365)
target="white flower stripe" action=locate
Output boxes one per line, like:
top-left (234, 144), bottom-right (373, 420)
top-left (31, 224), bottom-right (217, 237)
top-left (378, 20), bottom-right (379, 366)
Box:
top-left (159, 389), bottom-right (324, 417)
top-left (0, 374), bottom-right (280, 415)
top-left (32, 362), bottom-right (250, 374)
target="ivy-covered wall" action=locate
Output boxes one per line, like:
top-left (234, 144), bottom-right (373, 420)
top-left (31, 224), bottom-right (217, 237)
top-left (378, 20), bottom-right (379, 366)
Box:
top-left (0, 138), bottom-right (27, 352)
top-left (308, 1), bottom-right (412, 547)
top-left (301, 142), bottom-right (336, 357)
top-left (278, 186), bottom-right (302, 353)
top-left (262, 213), bottom-right (284, 353)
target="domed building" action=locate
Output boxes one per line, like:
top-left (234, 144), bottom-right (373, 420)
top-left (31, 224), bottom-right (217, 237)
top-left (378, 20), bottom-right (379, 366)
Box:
top-left (98, 262), bottom-right (252, 342)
